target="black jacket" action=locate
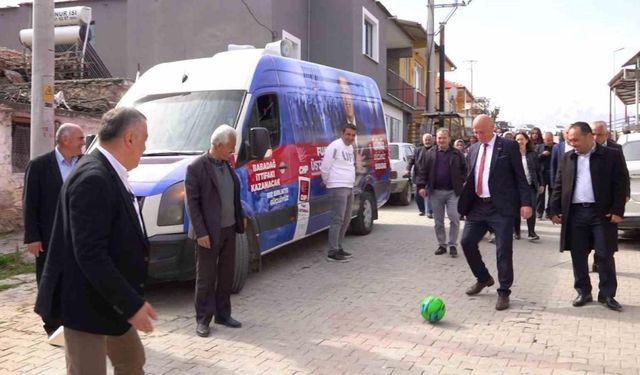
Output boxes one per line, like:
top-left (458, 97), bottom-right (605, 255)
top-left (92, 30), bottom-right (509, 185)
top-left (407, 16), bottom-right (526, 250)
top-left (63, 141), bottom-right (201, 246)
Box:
top-left (185, 154), bottom-right (245, 246)
top-left (23, 150), bottom-right (63, 249)
top-left (605, 141), bottom-right (631, 198)
top-left (458, 136), bottom-right (532, 216)
top-left (535, 143), bottom-right (554, 185)
top-left (406, 144), bottom-right (432, 180)
top-left (35, 150), bottom-right (150, 336)
top-left (522, 150), bottom-right (544, 190)
top-left (414, 146), bottom-right (467, 196)
top-left (549, 143), bottom-right (627, 252)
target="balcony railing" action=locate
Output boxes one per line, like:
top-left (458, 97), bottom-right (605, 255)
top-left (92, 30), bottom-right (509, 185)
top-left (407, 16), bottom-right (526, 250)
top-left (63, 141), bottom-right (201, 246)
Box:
top-left (386, 69), bottom-right (425, 110)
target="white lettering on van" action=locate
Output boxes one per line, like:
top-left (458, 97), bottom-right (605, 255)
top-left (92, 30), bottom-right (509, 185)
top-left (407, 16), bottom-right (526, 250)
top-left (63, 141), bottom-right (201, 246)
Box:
top-left (317, 147), bottom-right (326, 157)
top-left (250, 179), bottom-right (281, 192)
top-left (252, 160), bottom-right (276, 172)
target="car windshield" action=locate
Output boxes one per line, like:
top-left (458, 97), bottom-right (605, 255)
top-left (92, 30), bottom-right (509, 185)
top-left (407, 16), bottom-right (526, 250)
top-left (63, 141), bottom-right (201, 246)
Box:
top-left (622, 140), bottom-right (640, 161)
top-left (133, 90), bottom-right (245, 154)
top-left (389, 145), bottom-right (400, 160)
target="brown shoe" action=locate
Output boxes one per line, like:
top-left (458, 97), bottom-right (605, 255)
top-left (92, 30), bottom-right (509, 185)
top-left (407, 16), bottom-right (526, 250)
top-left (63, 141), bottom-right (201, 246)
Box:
top-left (465, 276), bottom-right (495, 295)
top-left (495, 295), bottom-right (510, 310)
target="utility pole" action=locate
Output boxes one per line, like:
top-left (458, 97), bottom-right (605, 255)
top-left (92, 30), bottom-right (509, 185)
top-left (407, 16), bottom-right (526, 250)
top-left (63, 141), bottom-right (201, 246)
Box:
top-left (425, 0), bottom-right (435, 115)
top-left (30, 0), bottom-right (56, 159)
top-left (425, 0), bottom-right (472, 132)
top-left (438, 23), bottom-right (445, 127)
top-left (464, 59), bottom-right (477, 96)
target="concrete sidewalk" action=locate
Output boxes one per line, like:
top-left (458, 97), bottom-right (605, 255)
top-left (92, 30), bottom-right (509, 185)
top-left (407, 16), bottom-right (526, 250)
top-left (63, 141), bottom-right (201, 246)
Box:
top-left (1, 204), bottom-right (639, 374)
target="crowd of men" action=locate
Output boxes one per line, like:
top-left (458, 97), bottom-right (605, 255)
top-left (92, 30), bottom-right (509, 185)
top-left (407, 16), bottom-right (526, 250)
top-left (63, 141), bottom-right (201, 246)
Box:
top-left (21, 109), bottom-right (630, 373)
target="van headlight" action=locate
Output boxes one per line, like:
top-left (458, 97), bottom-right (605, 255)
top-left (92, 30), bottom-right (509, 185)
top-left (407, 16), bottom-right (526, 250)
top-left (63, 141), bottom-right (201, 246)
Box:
top-left (157, 182), bottom-right (185, 226)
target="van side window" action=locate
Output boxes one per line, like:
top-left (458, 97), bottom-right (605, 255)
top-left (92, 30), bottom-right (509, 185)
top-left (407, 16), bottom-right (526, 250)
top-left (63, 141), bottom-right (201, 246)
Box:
top-left (237, 94), bottom-right (281, 165)
top-left (250, 94), bottom-right (280, 148)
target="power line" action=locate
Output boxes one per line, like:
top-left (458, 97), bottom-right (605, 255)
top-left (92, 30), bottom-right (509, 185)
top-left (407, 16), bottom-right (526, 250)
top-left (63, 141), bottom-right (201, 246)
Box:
top-left (240, 0), bottom-right (277, 41)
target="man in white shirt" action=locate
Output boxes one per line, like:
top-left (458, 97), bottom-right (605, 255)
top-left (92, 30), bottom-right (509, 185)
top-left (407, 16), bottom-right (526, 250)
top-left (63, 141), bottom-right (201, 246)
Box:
top-left (320, 124), bottom-right (357, 262)
top-left (550, 122), bottom-right (627, 311)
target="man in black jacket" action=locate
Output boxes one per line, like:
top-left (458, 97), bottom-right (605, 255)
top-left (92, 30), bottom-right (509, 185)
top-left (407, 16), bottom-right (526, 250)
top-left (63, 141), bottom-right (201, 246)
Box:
top-left (535, 132), bottom-right (555, 219)
top-left (415, 128), bottom-right (467, 257)
top-left (35, 107), bottom-right (156, 374)
top-left (405, 133), bottom-right (433, 217)
top-left (185, 124), bottom-right (245, 337)
top-left (23, 123), bottom-right (84, 336)
top-left (550, 122), bottom-right (628, 311)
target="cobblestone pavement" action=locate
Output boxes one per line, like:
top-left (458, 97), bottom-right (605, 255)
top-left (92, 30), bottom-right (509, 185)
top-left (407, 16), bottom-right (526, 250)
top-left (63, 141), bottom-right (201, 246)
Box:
top-left (1, 203), bottom-right (640, 374)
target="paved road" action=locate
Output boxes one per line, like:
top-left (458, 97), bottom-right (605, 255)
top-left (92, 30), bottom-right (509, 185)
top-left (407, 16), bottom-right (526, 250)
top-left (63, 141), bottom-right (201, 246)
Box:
top-left (1, 203), bottom-right (639, 374)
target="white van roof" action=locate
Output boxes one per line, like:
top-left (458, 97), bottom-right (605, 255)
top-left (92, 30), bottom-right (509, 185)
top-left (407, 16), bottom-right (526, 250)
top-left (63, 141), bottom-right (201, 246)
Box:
top-left (119, 49), bottom-right (265, 106)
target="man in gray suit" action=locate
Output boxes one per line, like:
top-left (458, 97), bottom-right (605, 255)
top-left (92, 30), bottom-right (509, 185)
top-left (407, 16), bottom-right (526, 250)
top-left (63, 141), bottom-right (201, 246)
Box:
top-left (185, 124), bottom-right (245, 337)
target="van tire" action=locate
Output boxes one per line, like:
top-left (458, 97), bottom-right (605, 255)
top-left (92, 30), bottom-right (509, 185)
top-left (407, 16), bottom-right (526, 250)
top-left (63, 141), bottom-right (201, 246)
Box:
top-left (231, 232), bottom-right (250, 293)
top-left (397, 182), bottom-right (412, 206)
top-left (350, 191), bottom-right (375, 235)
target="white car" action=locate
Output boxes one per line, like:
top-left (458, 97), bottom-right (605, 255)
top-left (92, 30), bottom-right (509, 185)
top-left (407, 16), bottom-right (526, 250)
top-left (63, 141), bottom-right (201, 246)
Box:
top-left (388, 142), bottom-right (415, 205)
top-left (617, 133), bottom-right (640, 233)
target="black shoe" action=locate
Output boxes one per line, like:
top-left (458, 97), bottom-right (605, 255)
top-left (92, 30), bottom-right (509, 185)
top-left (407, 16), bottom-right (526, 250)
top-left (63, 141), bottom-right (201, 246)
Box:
top-left (214, 317), bottom-right (242, 328)
top-left (338, 249), bottom-right (352, 258)
top-left (426, 213), bottom-right (433, 219)
top-left (527, 233), bottom-right (540, 241)
top-left (434, 246), bottom-right (447, 255)
top-left (449, 246), bottom-right (458, 258)
top-left (196, 323), bottom-right (210, 337)
top-left (418, 212), bottom-right (425, 216)
top-left (572, 293), bottom-right (593, 307)
top-left (514, 234), bottom-right (521, 240)
top-left (495, 295), bottom-right (510, 311)
top-left (591, 262), bottom-right (599, 273)
top-left (598, 296), bottom-right (622, 311)
top-left (327, 253), bottom-right (349, 262)
top-left (460, 215), bottom-right (465, 221)
top-left (465, 276), bottom-right (495, 295)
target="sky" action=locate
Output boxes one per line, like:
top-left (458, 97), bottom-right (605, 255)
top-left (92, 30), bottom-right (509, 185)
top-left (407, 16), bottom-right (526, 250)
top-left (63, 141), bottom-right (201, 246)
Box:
top-left (381, 0), bottom-right (640, 128)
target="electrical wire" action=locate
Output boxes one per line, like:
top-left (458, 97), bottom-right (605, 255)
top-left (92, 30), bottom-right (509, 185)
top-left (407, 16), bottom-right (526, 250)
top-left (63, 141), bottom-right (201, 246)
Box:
top-left (240, 0), bottom-right (277, 41)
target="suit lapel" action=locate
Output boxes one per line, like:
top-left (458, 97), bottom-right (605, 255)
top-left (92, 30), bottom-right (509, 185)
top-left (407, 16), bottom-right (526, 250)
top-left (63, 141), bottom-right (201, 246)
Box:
top-left (91, 150), bottom-right (148, 248)
top-left (590, 144), bottom-right (604, 199)
top-left (201, 155), bottom-right (220, 191)
top-left (489, 136), bottom-right (502, 176)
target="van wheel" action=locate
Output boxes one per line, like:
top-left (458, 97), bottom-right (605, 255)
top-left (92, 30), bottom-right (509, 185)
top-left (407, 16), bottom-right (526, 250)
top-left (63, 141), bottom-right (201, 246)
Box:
top-left (231, 232), bottom-right (250, 293)
top-left (350, 191), bottom-right (375, 235)
top-left (397, 182), bottom-right (412, 206)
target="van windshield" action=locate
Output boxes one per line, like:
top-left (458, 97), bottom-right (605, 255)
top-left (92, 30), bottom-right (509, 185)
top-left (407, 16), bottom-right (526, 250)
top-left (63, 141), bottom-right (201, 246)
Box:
top-left (133, 90), bottom-right (245, 154)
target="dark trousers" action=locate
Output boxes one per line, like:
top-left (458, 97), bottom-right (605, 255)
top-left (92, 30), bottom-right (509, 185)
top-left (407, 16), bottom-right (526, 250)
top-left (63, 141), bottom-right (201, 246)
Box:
top-left (568, 205), bottom-right (617, 298)
top-left (514, 185), bottom-right (538, 236)
top-left (415, 186), bottom-right (432, 214)
top-left (461, 200), bottom-right (515, 296)
top-left (36, 250), bottom-right (61, 336)
top-left (194, 225), bottom-right (236, 325)
top-left (536, 183), bottom-right (550, 217)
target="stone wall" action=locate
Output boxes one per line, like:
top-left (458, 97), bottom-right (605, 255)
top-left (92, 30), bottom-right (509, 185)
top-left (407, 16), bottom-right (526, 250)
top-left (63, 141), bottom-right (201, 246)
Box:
top-left (0, 106), bottom-right (23, 233)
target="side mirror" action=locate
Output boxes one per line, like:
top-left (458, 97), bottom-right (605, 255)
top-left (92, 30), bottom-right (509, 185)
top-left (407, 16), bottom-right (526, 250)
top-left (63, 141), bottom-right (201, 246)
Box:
top-left (249, 127), bottom-right (272, 160)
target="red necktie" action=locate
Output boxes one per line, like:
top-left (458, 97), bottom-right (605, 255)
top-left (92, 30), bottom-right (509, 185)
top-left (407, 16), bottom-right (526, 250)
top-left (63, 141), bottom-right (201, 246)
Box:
top-left (476, 143), bottom-right (488, 196)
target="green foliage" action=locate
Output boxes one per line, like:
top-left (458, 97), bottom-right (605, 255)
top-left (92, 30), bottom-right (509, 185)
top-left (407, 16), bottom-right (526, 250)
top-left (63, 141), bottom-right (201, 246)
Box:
top-left (0, 253), bottom-right (34, 280)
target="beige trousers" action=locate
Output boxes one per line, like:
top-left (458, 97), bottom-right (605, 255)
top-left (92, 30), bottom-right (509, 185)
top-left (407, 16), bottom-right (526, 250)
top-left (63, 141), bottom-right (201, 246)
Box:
top-left (64, 326), bottom-right (145, 375)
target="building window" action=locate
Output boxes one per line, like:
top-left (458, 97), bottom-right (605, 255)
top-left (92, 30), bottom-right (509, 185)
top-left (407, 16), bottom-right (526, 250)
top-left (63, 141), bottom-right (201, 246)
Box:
top-left (281, 29), bottom-right (301, 60)
top-left (362, 7), bottom-right (379, 62)
top-left (12, 123), bottom-right (30, 173)
top-left (414, 62), bottom-right (424, 93)
top-left (385, 114), bottom-right (403, 143)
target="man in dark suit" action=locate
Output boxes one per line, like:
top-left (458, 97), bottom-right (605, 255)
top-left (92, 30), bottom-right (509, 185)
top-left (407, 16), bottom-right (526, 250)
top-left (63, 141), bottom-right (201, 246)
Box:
top-left (405, 133), bottom-right (434, 216)
top-left (458, 115), bottom-right (532, 311)
top-left (35, 107), bottom-right (157, 374)
top-left (550, 122), bottom-right (628, 311)
top-left (535, 132), bottom-right (555, 219)
top-left (550, 124), bottom-right (573, 190)
top-left (590, 121), bottom-right (631, 273)
top-left (23, 123), bottom-right (84, 336)
top-left (186, 124), bottom-right (245, 338)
